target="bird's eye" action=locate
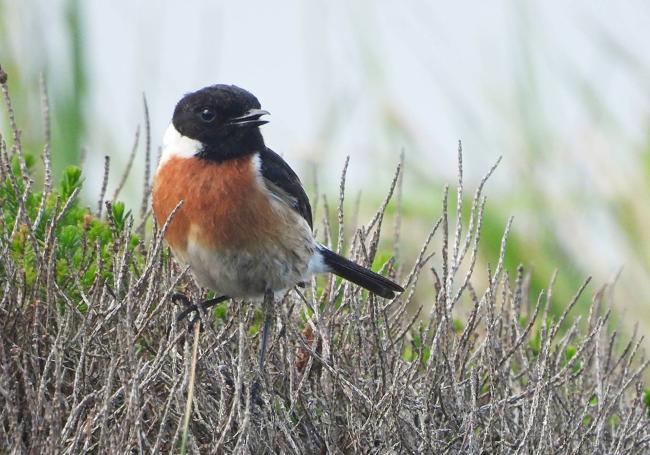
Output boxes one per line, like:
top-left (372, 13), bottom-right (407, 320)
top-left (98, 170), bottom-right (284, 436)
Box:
top-left (199, 108), bottom-right (216, 123)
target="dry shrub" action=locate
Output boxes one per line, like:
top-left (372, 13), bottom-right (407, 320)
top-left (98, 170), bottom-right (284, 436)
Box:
top-left (0, 69), bottom-right (648, 454)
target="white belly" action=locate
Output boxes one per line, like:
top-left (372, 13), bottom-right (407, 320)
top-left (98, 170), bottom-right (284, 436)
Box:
top-left (180, 227), bottom-right (316, 297)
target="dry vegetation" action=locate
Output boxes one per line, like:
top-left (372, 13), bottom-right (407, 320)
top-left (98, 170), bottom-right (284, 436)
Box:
top-left (0, 68), bottom-right (648, 454)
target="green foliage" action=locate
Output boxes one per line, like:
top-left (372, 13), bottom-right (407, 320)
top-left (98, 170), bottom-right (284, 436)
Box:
top-left (452, 318), bottom-right (464, 333)
top-left (212, 302), bottom-right (229, 321)
top-left (0, 151), bottom-right (140, 308)
top-left (565, 344), bottom-right (582, 374)
top-left (60, 165), bottom-right (82, 199)
top-left (404, 325), bottom-right (431, 363)
top-left (110, 201), bottom-right (129, 231)
top-left (249, 309), bottom-right (262, 336)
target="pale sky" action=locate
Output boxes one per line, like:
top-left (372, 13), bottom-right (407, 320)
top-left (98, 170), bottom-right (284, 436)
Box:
top-left (2, 1), bottom-right (648, 189)
top-left (75, 1), bottom-right (649, 190)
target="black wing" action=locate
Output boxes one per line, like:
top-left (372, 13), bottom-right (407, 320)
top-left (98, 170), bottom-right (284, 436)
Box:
top-left (258, 148), bottom-right (313, 229)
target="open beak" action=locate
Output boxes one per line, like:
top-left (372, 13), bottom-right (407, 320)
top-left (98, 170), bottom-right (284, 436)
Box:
top-left (229, 109), bottom-right (270, 128)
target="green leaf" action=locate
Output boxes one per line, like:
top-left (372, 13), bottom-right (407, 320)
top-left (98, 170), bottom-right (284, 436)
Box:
top-left (453, 318), bottom-right (464, 333)
top-left (111, 201), bottom-right (131, 231)
top-left (60, 165), bottom-right (83, 199)
top-left (59, 225), bottom-right (82, 250)
top-left (213, 302), bottom-right (228, 321)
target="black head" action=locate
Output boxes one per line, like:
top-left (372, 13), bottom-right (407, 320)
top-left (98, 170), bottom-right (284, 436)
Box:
top-left (172, 84), bottom-right (269, 161)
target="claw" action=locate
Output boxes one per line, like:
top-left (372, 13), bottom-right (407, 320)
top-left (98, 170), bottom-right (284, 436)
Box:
top-left (172, 292), bottom-right (192, 307)
top-left (177, 304), bottom-right (201, 323)
top-left (171, 293), bottom-right (230, 323)
top-left (171, 293), bottom-right (199, 323)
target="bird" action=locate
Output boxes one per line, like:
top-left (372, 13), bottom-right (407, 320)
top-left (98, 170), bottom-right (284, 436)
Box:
top-left (151, 84), bottom-right (404, 369)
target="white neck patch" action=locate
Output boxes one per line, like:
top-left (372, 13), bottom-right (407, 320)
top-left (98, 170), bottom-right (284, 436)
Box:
top-left (158, 123), bottom-right (203, 166)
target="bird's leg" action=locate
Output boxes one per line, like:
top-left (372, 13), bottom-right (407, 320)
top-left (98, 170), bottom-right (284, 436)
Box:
top-left (258, 287), bottom-right (274, 371)
top-left (173, 293), bottom-right (229, 322)
top-left (249, 288), bottom-right (274, 407)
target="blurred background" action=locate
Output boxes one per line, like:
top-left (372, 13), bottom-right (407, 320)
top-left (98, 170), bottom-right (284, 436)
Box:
top-left (1, 1), bottom-right (649, 345)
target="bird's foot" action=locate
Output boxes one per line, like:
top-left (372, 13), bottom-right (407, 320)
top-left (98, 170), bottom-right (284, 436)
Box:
top-left (172, 292), bottom-right (198, 323)
top-left (172, 292), bottom-right (229, 325)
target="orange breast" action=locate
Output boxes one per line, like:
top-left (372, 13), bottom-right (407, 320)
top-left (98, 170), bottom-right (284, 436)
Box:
top-left (152, 155), bottom-right (284, 252)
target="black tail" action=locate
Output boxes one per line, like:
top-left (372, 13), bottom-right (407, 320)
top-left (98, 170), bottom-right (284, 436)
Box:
top-left (318, 246), bottom-right (404, 299)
